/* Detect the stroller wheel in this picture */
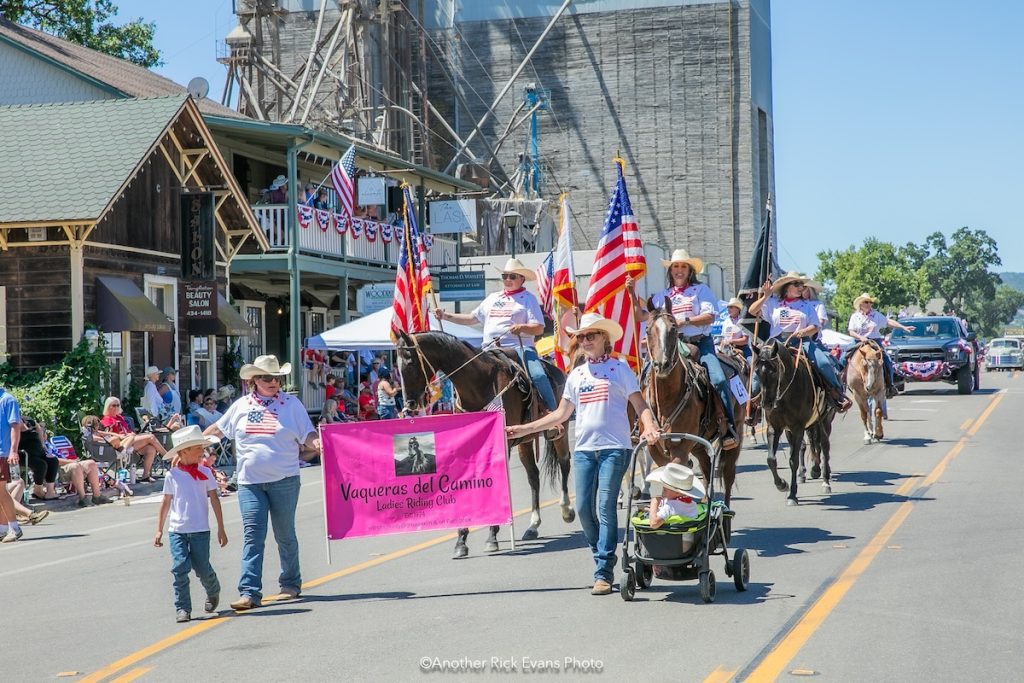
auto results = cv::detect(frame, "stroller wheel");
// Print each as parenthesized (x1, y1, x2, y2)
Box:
(620, 571, 636, 602)
(699, 570, 716, 604)
(634, 561, 653, 589)
(733, 548, 750, 592)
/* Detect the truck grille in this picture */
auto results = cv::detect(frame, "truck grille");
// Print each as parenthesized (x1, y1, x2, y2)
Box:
(894, 348, 945, 363)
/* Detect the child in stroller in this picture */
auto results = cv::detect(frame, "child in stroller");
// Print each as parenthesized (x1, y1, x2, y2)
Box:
(645, 463, 706, 529)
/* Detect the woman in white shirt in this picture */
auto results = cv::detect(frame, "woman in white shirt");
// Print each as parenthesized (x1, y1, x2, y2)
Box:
(847, 293, 912, 396)
(506, 313, 660, 596)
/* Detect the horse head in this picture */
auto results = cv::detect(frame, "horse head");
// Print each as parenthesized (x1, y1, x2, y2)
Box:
(394, 331, 429, 411)
(754, 338, 785, 409)
(646, 297, 680, 377)
(853, 342, 884, 391)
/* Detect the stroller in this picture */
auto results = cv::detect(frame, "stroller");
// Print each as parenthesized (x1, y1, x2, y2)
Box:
(620, 433, 750, 603)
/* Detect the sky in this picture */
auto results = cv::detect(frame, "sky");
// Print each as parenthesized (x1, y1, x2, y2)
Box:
(119, 0, 1024, 273)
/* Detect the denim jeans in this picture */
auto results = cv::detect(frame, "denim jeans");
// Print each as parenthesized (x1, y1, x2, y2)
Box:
(779, 337, 844, 393)
(169, 531, 220, 613)
(238, 475, 301, 601)
(377, 404, 398, 419)
(696, 335, 735, 425)
(517, 346, 557, 411)
(573, 448, 630, 582)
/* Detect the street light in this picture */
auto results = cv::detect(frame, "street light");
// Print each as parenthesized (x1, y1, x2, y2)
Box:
(502, 209, 521, 258)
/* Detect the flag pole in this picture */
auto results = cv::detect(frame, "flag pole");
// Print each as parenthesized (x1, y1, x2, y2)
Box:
(614, 157, 642, 378)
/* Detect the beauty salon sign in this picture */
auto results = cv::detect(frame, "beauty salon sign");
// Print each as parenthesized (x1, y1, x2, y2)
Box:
(321, 412, 512, 540)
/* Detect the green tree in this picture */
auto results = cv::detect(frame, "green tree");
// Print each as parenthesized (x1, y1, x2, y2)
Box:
(918, 227, 1001, 313)
(963, 284, 1024, 338)
(0, 0, 161, 67)
(816, 238, 924, 320)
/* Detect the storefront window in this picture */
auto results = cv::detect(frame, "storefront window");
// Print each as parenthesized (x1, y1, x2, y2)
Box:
(244, 305, 264, 362)
(192, 336, 213, 390)
(104, 332, 124, 398)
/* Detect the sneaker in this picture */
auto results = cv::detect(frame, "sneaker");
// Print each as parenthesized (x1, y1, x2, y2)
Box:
(230, 595, 262, 611)
(176, 610, 191, 623)
(93, 495, 114, 505)
(1, 529, 17, 543)
(77, 496, 95, 508)
(12, 526, 23, 540)
(278, 586, 301, 600)
(590, 579, 612, 596)
(27, 510, 50, 525)
(204, 594, 219, 613)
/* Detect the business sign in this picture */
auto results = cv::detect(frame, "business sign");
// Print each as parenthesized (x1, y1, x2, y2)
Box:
(183, 282, 217, 321)
(180, 192, 215, 281)
(438, 270, 486, 301)
(357, 283, 396, 315)
(321, 411, 512, 540)
(429, 198, 477, 234)
(358, 176, 387, 206)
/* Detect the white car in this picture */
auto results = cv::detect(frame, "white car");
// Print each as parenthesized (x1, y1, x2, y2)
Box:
(985, 337, 1024, 371)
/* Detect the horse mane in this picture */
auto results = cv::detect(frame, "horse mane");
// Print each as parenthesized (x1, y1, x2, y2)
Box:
(412, 331, 479, 357)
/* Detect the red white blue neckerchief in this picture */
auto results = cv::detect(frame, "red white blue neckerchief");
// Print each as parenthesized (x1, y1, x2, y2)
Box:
(250, 392, 281, 409)
(671, 286, 691, 296)
(781, 297, 800, 305)
(588, 354, 611, 365)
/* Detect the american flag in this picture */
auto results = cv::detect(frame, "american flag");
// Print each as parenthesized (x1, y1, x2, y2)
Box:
(579, 378, 610, 404)
(583, 161, 643, 371)
(778, 306, 801, 331)
(390, 185, 432, 338)
(535, 250, 555, 319)
(331, 145, 356, 217)
(245, 408, 279, 435)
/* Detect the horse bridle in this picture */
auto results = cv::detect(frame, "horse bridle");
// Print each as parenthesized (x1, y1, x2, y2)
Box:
(758, 341, 813, 410)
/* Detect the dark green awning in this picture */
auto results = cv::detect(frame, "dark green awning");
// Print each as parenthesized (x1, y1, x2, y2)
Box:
(96, 276, 172, 333)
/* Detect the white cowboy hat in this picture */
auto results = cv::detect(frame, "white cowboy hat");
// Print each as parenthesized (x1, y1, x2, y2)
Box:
(661, 248, 704, 273)
(144, 365, 160, 378)
(493, 257, 535, 281)
(800, 276, 823, 293)
(162, 425, 220, 460)
(646, 463, 706, 499)
(269, 174, 287, 190)
(564, 312, 623, 343)
(853, 293, 877, 309)
(239, 354, 292, 380)
(213, 385, 235, 401)
(725, 297, 744, 310)
(771, 271, 806, 295)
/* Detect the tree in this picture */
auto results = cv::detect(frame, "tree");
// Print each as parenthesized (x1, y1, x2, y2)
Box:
(816, 238, 924, 320)
(962, 284, 1024, 338)
(0, 0, 161, 67)
(918, 227, 1002, 314)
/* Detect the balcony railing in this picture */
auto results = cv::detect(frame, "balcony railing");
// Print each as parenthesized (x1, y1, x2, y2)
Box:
(253, 205, 456, 268)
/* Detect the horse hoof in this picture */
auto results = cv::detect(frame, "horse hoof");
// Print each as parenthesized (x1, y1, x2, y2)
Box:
(799, 475, 806, 484)
(775, 480, 788, 493)
(786, 498, 798, 507)
(561, 508, 576, 524)
(484, 541, 500, 553)
(453, 544, 468, 559)
(521, 528, 539, 541)
(811, 466, 821, 480)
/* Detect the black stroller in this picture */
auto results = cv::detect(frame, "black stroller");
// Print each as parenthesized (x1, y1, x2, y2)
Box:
(620, 432, 749, 603)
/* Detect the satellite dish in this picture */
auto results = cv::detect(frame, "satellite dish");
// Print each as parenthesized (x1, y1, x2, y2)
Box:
(186, 77, 210, 100)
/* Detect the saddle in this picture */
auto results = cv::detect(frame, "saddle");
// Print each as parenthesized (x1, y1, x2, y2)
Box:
(490, 348, 563, 426)
(675, 340, 747, 381)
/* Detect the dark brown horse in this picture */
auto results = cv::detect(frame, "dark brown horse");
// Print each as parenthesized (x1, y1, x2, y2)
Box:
(753, 338, 835, 504)
(644, 303, 746, 506)
(395, 331, 575, 558)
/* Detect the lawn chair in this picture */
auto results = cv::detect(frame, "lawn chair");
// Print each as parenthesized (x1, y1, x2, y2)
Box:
(78, 422, 136, 487)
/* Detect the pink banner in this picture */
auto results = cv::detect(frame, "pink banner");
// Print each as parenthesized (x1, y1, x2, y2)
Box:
(321, 411, 512, 540)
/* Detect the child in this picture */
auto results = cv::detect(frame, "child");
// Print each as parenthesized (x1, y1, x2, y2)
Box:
(645, 463, 706, 530)
(154, 426, 228, 623)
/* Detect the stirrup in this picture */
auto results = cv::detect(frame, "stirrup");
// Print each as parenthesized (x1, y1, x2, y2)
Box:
(721, 425, 739, 451)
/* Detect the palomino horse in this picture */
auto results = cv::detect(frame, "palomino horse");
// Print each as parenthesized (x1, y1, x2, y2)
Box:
(395, 331, 575, 558)
(846, 342, 886, 444)
(644, 301, 746, 506)
(753, 338, 835, 504)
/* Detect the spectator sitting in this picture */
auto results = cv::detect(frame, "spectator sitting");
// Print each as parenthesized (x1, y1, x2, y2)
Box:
(20, 418, 60, 501)
(357, 382, 376, 420)
(336, 384, 358, 416)
(100, 397, 167, 482)
(314, 188, 331, 211)
(186, 390, 204, 426)
(213, 385, 235, 413)
(194, 397, 223, 429)
(45, 426, 113, 507)
(320, 398, 347, 425)
(5, 478, 50, 524)
(156, 381, 183, 428)
(324, 374, 338, 402)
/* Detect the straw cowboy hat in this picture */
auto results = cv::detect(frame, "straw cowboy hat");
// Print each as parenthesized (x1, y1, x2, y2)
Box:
(269, 174, 287, 190)
(800, 276, 823, 293)
(564, 312, 623, 343)
(853, 293, 877, 309)
(661, 248, 704, 273)
(771, 271, 806, 295)
(162, 425, 220, 460)
(645, 463, 707, 499)
(725, 297, 744, 311)
(493, 257, 535, 281)
(213, 385, 235, 401)
(239, 354, 292, 380)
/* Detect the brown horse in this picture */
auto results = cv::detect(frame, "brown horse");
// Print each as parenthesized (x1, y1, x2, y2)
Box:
(846, 342, 886, 444)
(643, 303, 746, 506)
(395, 331, 575, 558)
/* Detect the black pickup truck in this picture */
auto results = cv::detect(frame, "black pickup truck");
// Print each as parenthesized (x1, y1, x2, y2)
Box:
(885, 316, 980, 394)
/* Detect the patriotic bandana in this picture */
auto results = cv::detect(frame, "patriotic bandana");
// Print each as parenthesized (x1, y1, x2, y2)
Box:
(502, 287, 526, 296)
(587, 354, 611, 365)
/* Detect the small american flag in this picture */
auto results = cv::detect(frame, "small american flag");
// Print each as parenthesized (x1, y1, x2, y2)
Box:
(536, 250, 555, 319)
(245, 408, 279, 435)
(778, 306, 801, 330)
(331, 145, 356, 218)
(579, 379, 610, 404)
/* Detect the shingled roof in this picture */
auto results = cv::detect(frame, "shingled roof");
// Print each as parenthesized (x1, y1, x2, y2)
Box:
(0, 17, 243, 119)
(0, 96, 188, 223)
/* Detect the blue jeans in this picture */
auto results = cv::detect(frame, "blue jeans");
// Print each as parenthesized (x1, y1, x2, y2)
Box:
(780, 337, 844, 393)
(696, 335, 735, 426)
(238, 475, 301, 601)
(574, 448, 630, 582)
(169, 531, 220, 613)
(518, 346, 557, 411)
(377, 404, 398, 419)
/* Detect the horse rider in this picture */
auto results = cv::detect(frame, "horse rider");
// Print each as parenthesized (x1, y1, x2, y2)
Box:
(628, 248, 739, 450)
(719, 297, 753, 361)
(802, 276, 845, 374)
(846, 293, 913, 398)
(434, 257, 557, 412)
(748, 271, 852, 412)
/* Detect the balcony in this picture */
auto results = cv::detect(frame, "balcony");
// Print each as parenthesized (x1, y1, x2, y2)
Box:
(253, 205, 456, 268)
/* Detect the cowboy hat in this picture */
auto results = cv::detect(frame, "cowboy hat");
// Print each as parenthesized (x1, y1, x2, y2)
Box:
(564, 312, 623, 343)
(239, 354, 292, 380)
(853, 293, 877, 309)
(162, 425, 220, 460)
(144, 365, 160, 378)
(771, 271, 806, 295)
(213, 385, 235, 401)
(800, 276, 823, 293)
(269, 174, 287, 190)
(661, 248, 704, 273)
(725, 297, 744, 310)
(493, 257, 535, 281)
(645, 463, 706, 499)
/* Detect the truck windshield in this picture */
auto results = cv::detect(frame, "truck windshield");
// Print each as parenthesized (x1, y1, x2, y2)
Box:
(891, 320, 958, 339)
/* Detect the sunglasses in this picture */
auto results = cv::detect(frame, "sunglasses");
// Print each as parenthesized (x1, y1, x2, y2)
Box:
(500, 273, 522, 280)
(253, 375, 282, 383)
(577, 332, 603, 341)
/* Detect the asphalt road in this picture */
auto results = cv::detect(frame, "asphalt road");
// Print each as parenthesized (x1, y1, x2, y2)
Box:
(3, 371, 1021, 682)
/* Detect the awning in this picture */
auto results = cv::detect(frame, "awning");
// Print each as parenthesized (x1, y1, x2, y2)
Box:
(190, 293, 254, 336)
(96, 276, 172, 333)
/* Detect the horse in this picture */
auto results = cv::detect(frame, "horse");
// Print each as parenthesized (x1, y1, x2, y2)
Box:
(395, 331, 575, 558)
(643, 301, 746, 507)
(846, 342, 886, 444)
(753, 337, 834, 505)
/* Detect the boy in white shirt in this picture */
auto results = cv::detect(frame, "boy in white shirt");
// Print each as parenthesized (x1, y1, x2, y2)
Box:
(154, 426, 228, 623)
(645, 463, 707, 529)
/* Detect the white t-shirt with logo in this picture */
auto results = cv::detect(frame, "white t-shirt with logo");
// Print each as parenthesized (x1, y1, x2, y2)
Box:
(759, 297, 821, 339)
(162, 466, 218, 533)
(848, 310, 888, 340)
(650, 284, 718, 336)
(472, 289, 544, 348)
(720, 315, 751, 345)
(216, 392, 315, 485)
(563, 357, 641, 451)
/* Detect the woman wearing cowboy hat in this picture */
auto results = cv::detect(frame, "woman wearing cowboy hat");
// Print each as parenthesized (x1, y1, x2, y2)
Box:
(801, 277, 829, 332)
(203, 355, 320, 611)
(507, 313, 660, 596)
(628, 248, 739, 449)
(719, 297, 753, 360)
(847, 293, 913, 397)
(434, 257, 557, 411)
(749, 273, 851, 412)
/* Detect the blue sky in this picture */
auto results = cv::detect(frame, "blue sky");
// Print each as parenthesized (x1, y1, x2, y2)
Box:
(120, 0, 1024, 273)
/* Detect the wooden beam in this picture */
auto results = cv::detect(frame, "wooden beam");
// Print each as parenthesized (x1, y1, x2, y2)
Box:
(182, 149, 210, 185)
(159, 142, 185, 183)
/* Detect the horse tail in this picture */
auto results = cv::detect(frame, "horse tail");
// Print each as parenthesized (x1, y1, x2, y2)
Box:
(541, 436, 562, 490)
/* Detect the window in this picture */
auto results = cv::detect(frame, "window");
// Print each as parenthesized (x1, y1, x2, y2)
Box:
(243, 304, 265, 362)
(192, 336, 214, 390)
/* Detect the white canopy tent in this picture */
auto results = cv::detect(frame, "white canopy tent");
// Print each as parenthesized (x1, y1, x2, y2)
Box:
(821, 328, 856, 350)
(305, 307, 484, 350)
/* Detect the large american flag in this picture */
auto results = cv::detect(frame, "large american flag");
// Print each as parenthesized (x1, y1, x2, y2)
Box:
(331, 145, 356, 217)
(535, 250, 555, 319)
(390, 185, 432, 338)
(583, 161, 643, 371)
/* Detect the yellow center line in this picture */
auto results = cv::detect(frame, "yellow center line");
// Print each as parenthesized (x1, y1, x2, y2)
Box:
(743, 389, 1004, 682)
(81, 497, 568, 683)
(702, 665, 737, 683)
(959, 419, 972, 431)
(109, 667, 153, 683)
